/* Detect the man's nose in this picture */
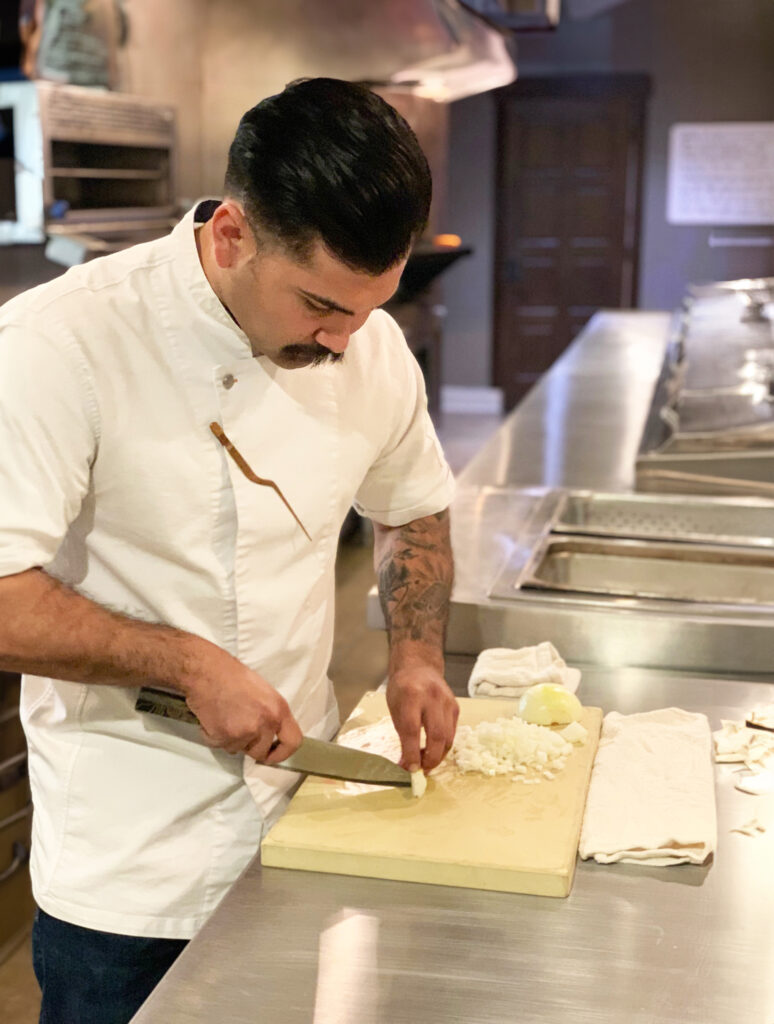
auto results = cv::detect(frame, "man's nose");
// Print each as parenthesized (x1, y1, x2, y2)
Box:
(313, 327, 351, 354)
(314, 313, 369, 354)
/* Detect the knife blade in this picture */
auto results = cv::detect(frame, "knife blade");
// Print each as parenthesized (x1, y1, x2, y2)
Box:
(270, 735, 411, 787)
(135, 686, 411, 787)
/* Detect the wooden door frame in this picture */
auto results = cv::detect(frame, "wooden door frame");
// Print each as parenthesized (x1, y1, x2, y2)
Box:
(492, 73, 651, 400)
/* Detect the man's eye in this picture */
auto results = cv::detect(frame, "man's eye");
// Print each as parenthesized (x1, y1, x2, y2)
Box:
(303, 298, 332, 315)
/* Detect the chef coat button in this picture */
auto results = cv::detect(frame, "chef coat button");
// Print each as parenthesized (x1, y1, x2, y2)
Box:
(222, 373, 236, 389)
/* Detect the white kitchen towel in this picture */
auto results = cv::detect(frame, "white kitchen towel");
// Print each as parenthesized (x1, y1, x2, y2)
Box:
(579, 707, 717, 866)
(467, 642, 581, 699)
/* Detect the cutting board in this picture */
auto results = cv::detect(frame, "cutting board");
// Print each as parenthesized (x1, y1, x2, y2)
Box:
(261, 692, 602, 897)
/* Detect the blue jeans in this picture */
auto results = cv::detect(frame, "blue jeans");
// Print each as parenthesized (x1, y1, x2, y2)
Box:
(32, 908, 188, 1024)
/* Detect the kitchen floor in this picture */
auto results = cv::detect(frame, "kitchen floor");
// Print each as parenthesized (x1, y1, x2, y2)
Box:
(0, 410, 503, 1024)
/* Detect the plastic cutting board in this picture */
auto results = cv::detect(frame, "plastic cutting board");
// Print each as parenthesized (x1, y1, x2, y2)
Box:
(261, 692, 603, 897)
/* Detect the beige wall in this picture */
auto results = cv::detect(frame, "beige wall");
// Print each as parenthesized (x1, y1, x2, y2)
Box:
(119, 0, 206, 201)
(198, 0, 293, 195)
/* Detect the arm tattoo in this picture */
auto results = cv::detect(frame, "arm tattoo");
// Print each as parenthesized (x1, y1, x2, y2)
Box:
(376, 510, 453, 648)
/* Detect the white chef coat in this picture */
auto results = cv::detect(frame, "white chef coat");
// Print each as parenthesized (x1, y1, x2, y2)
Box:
(0, 202, 454, 938)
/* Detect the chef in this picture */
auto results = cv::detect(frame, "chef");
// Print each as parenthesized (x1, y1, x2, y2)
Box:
(0, 78, 458, 1024)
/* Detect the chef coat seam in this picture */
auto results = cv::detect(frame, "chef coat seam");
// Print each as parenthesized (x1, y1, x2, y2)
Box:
(152, 272, 241, 655)
(197, 795, 251, 921)
(211, 432, 240, 655)
(231, 481, 260, 666)
(313, 366, 342, 572)
(19, 675, 54, 718)
(199, 799, 224, 917)
(34, 684, 90, 897)
(58, 331, 101, 449)
(208, 370, 237, 654)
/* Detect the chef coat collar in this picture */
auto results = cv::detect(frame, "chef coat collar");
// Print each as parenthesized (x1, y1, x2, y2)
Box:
(169, 200, 255, 362)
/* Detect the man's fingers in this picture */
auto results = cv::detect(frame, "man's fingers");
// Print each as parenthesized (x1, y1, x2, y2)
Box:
(243, 731, 281, 763)
(200, 728, 247, 755)
(421, 696, 459, 771)
(421, 735, 445, 771)
(447, 699, 460, 750)
(421, 717, 451, 771)
(262, 716, 303, 764)
(392, 702, 423, 771)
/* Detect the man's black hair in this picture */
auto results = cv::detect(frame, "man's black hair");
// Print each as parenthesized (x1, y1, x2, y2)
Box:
(223, 78, 432, 275)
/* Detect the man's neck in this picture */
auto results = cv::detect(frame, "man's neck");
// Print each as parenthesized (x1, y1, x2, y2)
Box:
(194, 219, 241, 329)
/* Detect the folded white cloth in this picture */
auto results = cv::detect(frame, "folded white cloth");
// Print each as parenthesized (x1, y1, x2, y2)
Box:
(467, 642, 581, 699)
(579, 707, 716, 866)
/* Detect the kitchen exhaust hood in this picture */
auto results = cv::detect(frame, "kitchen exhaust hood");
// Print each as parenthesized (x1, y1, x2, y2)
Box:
(203, 0, 516, 104)
(383, 0, 517, 101)
(458, 0, 560, 31)
(458, 0, 634, 29)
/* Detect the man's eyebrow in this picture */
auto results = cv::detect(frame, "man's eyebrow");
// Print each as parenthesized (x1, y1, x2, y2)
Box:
(298, 289, 355, 316)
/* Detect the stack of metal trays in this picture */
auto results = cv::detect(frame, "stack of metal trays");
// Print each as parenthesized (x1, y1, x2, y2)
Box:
(554, 490, 774, 546)
(490, 490, 774, 606)
(636, 285, 774, 493)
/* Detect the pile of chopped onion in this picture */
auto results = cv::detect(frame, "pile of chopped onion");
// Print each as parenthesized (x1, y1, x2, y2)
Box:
(451, 716, 585, 783)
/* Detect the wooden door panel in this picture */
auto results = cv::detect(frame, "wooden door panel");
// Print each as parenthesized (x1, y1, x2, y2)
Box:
(494, 75, 649, 410)
(567, 260, 616, 306)
(518, 192, 563, 236)
(575, 120, 616, 166)
(570, 190, 613, 233)
(524, 125, 564, 166)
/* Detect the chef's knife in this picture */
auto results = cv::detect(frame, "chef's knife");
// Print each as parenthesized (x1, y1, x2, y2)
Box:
(135, 686, 411, 787)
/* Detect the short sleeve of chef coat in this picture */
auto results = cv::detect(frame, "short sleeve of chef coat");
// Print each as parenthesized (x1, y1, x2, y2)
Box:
(0, 323, 98, 575)
(352, 314, 454, 527)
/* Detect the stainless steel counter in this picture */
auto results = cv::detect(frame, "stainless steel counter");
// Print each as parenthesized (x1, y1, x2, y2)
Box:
(455, 310, 671, 491)
(133, 664, 774, 1024)
(132, 311, 774, 1022)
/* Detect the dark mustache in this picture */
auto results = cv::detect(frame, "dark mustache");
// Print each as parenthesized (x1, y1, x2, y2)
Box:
(281, 343, 344, 366)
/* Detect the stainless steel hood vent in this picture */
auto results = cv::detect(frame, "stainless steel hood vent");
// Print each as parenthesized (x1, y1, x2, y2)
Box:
(386, 2, 517, 101)
(206, 1, 516, 103)
(459, 0, 635, 28)
(458, 0, 560, 31)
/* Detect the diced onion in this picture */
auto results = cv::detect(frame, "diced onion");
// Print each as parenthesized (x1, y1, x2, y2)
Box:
(451, 716, 574, 781)
(410, 770, 427, 798)
(559, 721, 588, 744)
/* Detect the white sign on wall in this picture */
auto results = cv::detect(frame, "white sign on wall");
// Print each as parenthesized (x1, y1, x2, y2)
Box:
(666, 122, 774, 226)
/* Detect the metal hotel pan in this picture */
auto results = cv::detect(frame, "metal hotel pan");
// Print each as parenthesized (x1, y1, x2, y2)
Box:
(522, 536, 774, 605)
(555, 491, 774, 548)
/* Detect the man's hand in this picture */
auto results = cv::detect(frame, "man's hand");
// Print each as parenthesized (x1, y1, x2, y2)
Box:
(386, 664, 459, 772)
(181, 653, 303, 764)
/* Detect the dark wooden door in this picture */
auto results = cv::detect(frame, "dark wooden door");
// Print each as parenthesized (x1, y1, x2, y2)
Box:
(494, 75, 650, 408)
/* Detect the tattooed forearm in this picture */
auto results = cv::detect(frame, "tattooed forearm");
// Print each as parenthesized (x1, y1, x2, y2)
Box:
(374, 510, 454, 655)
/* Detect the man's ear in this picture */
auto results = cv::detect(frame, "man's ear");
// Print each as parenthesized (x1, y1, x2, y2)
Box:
(210, 201, 252, 270)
